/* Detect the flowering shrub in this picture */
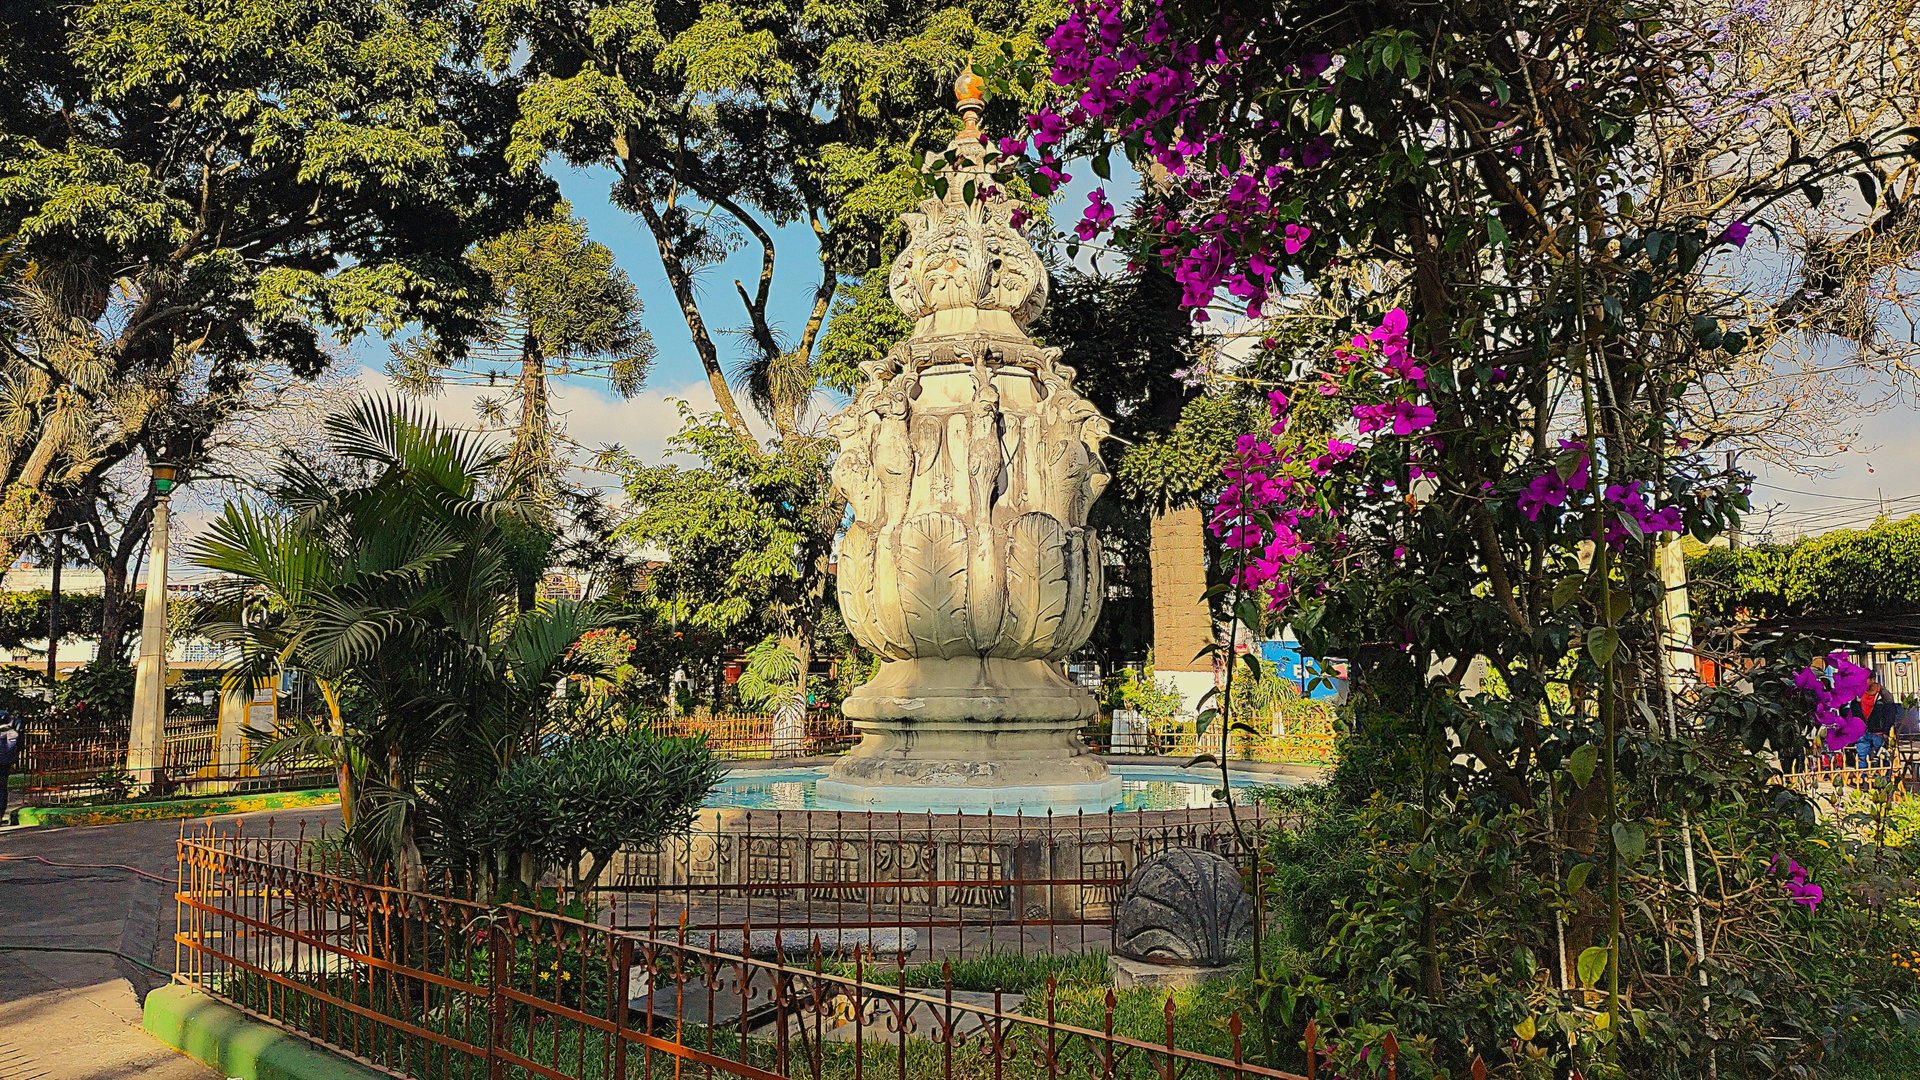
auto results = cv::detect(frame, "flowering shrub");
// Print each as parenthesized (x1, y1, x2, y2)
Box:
(973, 0, 1920, 1071)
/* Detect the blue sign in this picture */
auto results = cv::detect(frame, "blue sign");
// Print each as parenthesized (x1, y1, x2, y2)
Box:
(1258, 640, 1345, 700)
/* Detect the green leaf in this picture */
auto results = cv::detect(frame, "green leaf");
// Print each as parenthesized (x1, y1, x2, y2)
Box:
(1586, 626, 1620, 667)
(1551, 574, 1584, 610)
(1567, 744, 1599, 788)
(1856, 171, 1880, 208)
(1239, 651, 1265, 679)
(1092, 153, 1111, 181)
(1576, 946, 1610, 989)
(1566, 861, 1594, 894)
(1487, 215, 1508, 247)
(1234, 597, 1265, 636)
(1611, 821, 1647, 861)
(962, 179, 976, 204)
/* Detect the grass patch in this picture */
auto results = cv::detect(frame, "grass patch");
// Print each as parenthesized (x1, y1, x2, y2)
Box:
(816, 949, 1110, 995)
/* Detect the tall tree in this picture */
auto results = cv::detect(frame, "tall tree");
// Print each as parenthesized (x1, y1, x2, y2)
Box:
(392, 204, 654, 505)
(0, 0, 547, 581)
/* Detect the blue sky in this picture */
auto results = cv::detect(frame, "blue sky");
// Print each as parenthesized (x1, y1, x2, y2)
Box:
(337, 150, 1913, 537)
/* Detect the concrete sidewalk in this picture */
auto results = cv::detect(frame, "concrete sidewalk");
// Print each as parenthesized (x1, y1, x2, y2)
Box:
(0, 808, 339, 1080)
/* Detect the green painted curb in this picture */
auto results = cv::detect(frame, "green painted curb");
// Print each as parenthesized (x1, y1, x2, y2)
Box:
(143, 983, 389, 1080)
(13, 787, 338, 828)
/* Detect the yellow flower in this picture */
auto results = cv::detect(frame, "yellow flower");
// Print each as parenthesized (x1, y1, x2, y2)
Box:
(539, 970, 552, 981)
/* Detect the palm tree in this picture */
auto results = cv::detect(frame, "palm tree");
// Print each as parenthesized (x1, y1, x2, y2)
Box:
(190, 398, 613, 887)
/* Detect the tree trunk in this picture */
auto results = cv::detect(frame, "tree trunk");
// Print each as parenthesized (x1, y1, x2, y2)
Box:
(631, 197, 761, 450)
(510, 333, 552, 503)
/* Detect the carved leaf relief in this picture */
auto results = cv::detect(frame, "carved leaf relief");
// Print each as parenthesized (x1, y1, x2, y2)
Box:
(896, 513, 972, 659)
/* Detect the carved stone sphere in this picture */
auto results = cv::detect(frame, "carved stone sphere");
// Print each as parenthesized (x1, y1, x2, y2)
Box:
(1113, 849, 1254, 967)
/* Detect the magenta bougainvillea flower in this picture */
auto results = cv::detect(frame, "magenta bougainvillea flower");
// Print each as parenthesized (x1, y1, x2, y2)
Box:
(1769, 855, 1823, 912)
(1796, 652, 1873, 750)
(1076, 188, 1117, 240)
(1723, 221, 1753, 247)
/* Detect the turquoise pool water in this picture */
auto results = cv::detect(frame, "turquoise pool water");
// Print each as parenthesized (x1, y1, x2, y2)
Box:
(704, 764, 1287, 814)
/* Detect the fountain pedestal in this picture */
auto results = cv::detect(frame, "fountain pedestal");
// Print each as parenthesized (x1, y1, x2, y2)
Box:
(816, 658, 1120, 812)
(819, 74, 1117, 813)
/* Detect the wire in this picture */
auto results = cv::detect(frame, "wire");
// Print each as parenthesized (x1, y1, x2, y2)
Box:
(0, 942, 171, 978)
(0, 854, 172, 883)
(1751, 481, 1918, 504)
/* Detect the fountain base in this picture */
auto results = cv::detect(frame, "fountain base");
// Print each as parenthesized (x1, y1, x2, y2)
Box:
(820, 656, 1117, 813)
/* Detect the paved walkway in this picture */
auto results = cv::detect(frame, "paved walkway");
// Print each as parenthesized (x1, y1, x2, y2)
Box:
(0, 808, 339, 1080)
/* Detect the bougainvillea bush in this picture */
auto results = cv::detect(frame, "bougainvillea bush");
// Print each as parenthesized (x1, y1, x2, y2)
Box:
(978, 0, 1920, 1074)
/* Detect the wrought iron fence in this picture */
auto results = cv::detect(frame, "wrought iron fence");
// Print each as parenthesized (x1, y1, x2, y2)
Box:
(1086, 716, 1338, 768)
(644, 712, 861, 760)
(175, 826, 1415, 1080)
(19, 708, 331, 807)
(598, 806, 1269, 963)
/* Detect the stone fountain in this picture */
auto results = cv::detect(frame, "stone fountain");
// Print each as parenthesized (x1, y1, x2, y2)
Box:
(816, 73, 1119, 813)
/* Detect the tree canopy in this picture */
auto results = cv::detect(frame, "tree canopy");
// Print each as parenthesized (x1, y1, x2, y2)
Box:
(1690, 516, 1920, 624)
(0, 0, 548, 578)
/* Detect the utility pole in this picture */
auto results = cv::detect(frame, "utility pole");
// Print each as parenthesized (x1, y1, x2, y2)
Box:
(126, 463, 180, 791)
(1725, 450, 1741, 550)
(45, 527, 62, 684)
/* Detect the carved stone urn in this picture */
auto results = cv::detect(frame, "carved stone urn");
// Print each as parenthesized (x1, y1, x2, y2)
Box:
(816, 75, 1119, 812)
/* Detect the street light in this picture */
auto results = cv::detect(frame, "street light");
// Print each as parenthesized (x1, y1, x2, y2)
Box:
(126, 460, 180, 791)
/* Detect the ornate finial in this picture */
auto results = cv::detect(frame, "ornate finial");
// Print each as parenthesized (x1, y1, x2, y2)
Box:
(954, 61, 985, 137)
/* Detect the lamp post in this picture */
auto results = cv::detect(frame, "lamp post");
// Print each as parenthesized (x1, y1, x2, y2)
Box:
(126, 461, 179, 789)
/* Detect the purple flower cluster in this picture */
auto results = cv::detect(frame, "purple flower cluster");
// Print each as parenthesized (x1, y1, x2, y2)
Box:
(1516, 448, 1591, 522)
(1015, 0, 1334, 321)
(1769, 855, 1824, 912)
(1601, 481, 1685, 546)
(1210, 311, 1436, 609)
(1794, 651, 1872, 750)
(1075, 188, 1116, 240)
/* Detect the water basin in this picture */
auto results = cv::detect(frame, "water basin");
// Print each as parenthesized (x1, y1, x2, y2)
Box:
(705, 763, 1294, 815)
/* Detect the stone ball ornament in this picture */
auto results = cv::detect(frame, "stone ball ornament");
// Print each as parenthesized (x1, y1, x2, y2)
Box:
(1113, 848, 1256, 967)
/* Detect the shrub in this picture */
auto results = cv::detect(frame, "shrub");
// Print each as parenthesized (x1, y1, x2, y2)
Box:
(470, 730, 722, 906)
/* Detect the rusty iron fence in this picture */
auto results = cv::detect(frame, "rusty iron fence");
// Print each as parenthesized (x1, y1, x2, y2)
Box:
(644, 712, 860, 760)
(173, 826, 1451, 1080)
(644, 710, 1340, 769)
(1085, 715, 1338, 768)
(1778, 734, 1920, 796)
(20, 708, 332, 807)
(598, 805, 1269, 963)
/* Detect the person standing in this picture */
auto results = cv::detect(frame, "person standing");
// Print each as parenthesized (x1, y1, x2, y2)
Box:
(1855, 675, 1894, 765)
(0, 711, 22, 822)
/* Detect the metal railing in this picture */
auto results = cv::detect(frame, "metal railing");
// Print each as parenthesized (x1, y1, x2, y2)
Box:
(599, 805, 1268, 963)
(644, 712, 861, 760)
(19, 709, 332, 807)
(174, 827, 1413, 1080)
